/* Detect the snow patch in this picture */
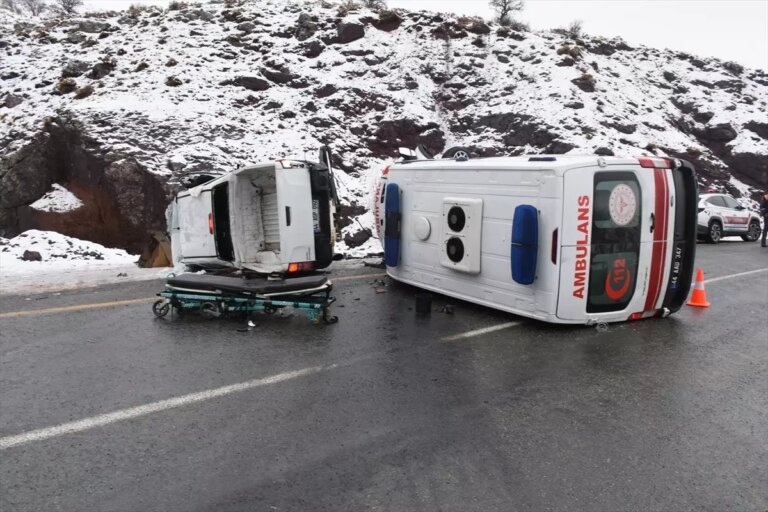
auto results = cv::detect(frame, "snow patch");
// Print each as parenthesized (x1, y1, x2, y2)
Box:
(29, 184, 84, 213)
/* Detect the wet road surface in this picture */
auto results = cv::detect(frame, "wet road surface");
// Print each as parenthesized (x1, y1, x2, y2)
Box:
(1, 243, 767, 511)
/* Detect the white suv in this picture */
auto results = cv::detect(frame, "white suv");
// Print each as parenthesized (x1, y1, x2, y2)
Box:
(697, 193, 762, 243)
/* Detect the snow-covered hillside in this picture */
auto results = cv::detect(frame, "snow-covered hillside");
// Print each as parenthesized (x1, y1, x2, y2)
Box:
(1, 0, 767, 256)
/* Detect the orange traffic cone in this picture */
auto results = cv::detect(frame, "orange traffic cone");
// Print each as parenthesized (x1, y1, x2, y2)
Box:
(687, 268, 710, 308)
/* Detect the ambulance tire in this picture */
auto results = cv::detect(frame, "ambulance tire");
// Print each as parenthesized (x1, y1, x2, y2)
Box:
(706, 220, 722, 244)
(442, 146, 471, 160)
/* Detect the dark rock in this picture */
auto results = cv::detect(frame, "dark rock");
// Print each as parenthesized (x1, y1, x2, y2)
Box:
(744, 121, 768, 140)
(165, 76, 183, 87)
(78, 20, 111, 33)
(1, 71, 20, 80)
(548, 141, 575, 154)
(261, 66, 294, 84)
(237, 21, 256, 33)
(564, 101, 584, 109)
(338, 22, 365, 44)
(594, 147, 615, 156)
(698, 123, 737, 143)
(221, 9, 245, 23)
(54, 78, 77, 94)
(670, 97, 695, 114)
(73, 85, 94, 99)
(66, 32, 87, 44)
(605, 122, 636, 134)
(497, 54, 509, 63)
(344, 228, 372, 248)
(295, 13, 317, 41)
(465, 20, 491, 35)
(303, 101, 317, 112)
(21, 250, 42, 261)
(690, 58, 706, 69)
(302, 40, 324, 58)
(372, 10, 402, 32)
(584, 37, 632, 56)
(89, 59, 116, 79)
(663, 70, 677, 82)
(405, 80, 418, 90)
(134, 61, 149, 72)
(368, 119, 445, 158)
(556, 57, 575, 67)
(3, 94, 23, 108)
(722, 152, 768, 188)
(225, 34, 243, 47)
(314, 84, 337, 98)
(571, 73, 595, 92)
(692, 111, 714, 124)
(62, 60, 91, 78)
(221, 76, 270, 91)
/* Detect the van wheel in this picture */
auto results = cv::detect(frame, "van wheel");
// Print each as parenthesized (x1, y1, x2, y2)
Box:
(442, 146, 471, 160)
(742, 220, 761, 242)
(706, 221, 722, 244)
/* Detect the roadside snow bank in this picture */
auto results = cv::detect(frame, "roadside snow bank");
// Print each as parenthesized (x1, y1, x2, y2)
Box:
(0, 230, 137, 269)
(0, 230, 171, 295)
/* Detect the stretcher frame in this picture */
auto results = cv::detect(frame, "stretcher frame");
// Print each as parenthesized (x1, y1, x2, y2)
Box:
(152, 279, 338, 324)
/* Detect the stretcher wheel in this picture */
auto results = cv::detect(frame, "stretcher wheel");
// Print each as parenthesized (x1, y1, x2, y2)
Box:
(322, 309, 338, 324)
(152, 299, 171, 318)
(200, 301, 222, 318)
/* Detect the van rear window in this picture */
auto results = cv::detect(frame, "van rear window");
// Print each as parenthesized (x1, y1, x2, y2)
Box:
(587, 173, 642, 313)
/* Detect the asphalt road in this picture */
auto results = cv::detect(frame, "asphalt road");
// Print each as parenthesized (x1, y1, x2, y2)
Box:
(1, 243, 767, 512)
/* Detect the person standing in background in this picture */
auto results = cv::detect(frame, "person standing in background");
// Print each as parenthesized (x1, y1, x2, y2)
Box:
(761, 192, 768, 247)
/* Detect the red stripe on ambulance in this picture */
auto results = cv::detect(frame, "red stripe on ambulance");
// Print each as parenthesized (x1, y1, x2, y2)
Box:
(644, 168, 668, 311)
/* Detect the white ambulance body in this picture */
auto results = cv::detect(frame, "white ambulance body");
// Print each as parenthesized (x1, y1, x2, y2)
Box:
(168, 156, 337, 275)
(375, 154, 698, 324)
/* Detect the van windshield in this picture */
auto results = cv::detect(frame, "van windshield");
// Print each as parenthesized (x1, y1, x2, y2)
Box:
(587, 172, 642, 313)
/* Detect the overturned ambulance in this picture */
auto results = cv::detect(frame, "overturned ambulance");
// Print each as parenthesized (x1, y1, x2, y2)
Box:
(374, 151, 699, 324)
(168, 149, 338, 275)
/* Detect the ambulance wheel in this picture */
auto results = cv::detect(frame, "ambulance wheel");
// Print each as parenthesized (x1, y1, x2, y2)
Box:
(706, 220, 722, 244)
(742, 220, 761, 242)
(152, 299, 170, 318)
(442, 146, 471, 160)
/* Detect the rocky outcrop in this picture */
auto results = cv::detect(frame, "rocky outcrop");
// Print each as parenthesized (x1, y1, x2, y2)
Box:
(0, 116, 169, 253)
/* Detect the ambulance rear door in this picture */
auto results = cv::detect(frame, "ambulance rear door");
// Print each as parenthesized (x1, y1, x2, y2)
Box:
(557, 164, 659, 322)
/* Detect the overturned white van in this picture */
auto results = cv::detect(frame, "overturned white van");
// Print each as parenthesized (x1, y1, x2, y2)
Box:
(374, 152, 699, 324)
(168, 150, 338, 275)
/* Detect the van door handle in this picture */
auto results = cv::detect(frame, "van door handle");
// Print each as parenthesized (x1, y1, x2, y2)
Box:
(649, 213, 655, 233)
(285, 207, 291, 226)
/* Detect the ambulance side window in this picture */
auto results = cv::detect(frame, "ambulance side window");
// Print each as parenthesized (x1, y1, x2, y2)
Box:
(587, 173, 642, 313)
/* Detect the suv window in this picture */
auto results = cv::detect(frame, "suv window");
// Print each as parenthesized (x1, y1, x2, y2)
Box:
(707, 196, 726, 207)
(722, 196, 740, 209)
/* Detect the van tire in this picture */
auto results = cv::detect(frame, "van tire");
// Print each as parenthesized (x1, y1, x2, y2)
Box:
(442, 146, 471, 160)
(742, 220, 761, 242)
(706, 220, 722, 244)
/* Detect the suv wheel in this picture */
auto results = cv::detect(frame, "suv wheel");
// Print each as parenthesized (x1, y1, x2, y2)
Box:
(742, 220, 761, 242)
(706, 221, 722, 244)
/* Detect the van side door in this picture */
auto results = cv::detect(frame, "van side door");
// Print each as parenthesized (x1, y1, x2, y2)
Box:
(176, 190, 218, 259)
(275, 162, 316, 264)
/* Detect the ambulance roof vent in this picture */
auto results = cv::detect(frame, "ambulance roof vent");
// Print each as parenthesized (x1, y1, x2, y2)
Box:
(528, 156, 557, 162)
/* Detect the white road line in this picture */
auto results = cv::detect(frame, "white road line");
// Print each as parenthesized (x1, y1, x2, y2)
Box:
(442, 321, 523, 342)
(0, 364, 335, 451)
(704, 267, 768, 285)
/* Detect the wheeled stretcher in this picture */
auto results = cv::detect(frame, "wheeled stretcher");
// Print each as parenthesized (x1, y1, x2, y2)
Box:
(152, 273, 338, 324)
